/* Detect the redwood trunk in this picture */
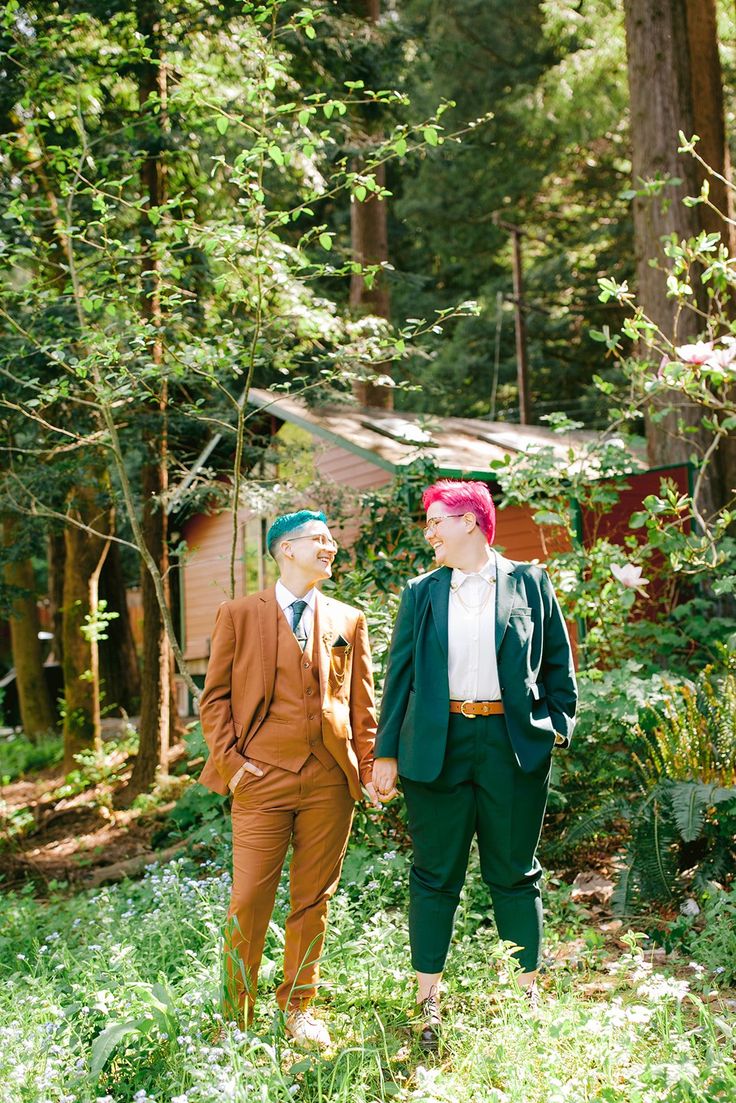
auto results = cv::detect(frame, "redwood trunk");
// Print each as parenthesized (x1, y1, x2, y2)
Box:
(349, 0, 393, 410)
(124, 0, 176, 799)
(61, 482, 110, 769)
(47, 528, 65, 668)
(98, 540, 141, 717)
(624, 0, 734, 518)
(2, 516, 55, 739)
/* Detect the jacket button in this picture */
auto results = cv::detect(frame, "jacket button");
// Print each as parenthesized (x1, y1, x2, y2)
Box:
(303, 661, 310, 669)
(308, 714, 316, 721)
(306, 687, 313, 695)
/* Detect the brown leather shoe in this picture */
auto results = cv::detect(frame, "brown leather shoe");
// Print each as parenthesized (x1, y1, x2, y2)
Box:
(418, 993, 441, 1052)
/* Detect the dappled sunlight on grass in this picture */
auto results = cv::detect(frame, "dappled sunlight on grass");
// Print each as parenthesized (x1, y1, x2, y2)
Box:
(1, 852, 734, 1102)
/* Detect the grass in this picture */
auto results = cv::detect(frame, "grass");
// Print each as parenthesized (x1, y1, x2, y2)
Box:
(0, 836, 734, 1103)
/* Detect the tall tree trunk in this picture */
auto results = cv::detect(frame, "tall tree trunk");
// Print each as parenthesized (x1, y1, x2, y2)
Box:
(47, 527, 65, 668)
(624, 0, 735, 518)
(124, 0, 177, 800)
(98, 540, 141, 717)
(1, 515, 55, 739)
(685, 0, 735, 248)
(61, 480, 111, 769)
(350, 0, 393, 410)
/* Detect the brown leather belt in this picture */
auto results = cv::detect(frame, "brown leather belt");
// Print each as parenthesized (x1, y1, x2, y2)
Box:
(449, 699, 504, 718)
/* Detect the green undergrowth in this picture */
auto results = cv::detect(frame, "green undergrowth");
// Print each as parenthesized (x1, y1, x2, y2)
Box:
(0, 730, 63, 783)
(1, 844, 734, 1103)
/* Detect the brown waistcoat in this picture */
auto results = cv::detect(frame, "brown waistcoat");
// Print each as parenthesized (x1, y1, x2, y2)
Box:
(243, 610, 338, 773)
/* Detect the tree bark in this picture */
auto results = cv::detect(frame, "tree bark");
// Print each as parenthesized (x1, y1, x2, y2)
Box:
(47, 528, 65, 669)
(1, 515, 55, 739)
(61, 479, 111, 769)
(685, 0, 735, 248)
(123, 0, 177, 800)
(349, 0, 393, 410)
(98, 540, 141, 717)
(623, 0, 735, 518)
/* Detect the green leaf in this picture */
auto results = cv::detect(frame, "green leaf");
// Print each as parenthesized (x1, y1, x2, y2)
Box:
(668, 782, 712, 843)
(318, 233, 332, 250)
(423, 126, 438, 146)
(91, 1020, 145, 1078)
(354, 185, 367, 202)
(216, 116, 228, 135)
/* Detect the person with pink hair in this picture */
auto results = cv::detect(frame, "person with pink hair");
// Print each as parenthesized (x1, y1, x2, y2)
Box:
(373, 479, 577, 1050)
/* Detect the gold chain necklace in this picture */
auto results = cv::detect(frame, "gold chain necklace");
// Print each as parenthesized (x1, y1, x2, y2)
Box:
(451, 578, 495, 615)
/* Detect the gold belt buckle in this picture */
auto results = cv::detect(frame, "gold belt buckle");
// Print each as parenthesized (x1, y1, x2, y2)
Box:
(460, 700, 476, 719)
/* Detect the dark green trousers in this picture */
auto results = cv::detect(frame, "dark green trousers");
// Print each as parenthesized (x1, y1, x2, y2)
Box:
(401, 713, 550, 975)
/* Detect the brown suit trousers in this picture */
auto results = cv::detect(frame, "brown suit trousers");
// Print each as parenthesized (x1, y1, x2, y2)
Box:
(199, 588, 376, 1022)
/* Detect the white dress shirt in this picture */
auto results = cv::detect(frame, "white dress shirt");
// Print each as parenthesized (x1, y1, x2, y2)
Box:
(275, 579, 317, 641)
(447, 550, 500, 701)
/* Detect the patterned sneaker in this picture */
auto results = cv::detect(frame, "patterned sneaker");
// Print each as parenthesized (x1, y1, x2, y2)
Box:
(418, 993, 441, 1052)
(285, 1009, 331, 1049)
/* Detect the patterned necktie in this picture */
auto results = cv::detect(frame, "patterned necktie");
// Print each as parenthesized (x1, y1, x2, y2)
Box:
(291, 599, 309, 650)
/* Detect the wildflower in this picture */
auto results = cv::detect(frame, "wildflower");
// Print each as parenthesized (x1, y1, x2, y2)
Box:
(637, 974, 690, 1002)
(662, 1061, 699, 1085)
(687, 961, 705, 976)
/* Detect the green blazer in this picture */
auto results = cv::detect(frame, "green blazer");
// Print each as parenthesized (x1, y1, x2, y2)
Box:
(375, 554, 577, 781)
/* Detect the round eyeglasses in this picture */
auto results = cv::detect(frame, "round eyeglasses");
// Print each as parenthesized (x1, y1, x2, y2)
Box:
(287, 534, 338, 551)
(422, 513, 470, 536)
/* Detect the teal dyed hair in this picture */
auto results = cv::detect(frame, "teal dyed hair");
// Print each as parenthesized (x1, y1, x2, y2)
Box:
(266, 509, 328, 558)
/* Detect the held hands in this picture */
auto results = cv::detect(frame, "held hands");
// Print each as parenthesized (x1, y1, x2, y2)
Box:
(362, 780, 383, 810)
(372, 757, 399, 803)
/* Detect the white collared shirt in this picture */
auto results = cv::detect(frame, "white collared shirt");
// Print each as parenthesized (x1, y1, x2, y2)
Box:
(275, 579, 317, 641)
(447, 550, 500, 701)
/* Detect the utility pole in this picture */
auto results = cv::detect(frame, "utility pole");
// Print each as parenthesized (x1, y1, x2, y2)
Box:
(495, 218, 531, 424)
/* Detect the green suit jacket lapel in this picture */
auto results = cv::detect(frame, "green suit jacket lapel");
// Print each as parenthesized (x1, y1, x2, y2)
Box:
(494, 553, 519, 651)
(428, 567, 451, 662)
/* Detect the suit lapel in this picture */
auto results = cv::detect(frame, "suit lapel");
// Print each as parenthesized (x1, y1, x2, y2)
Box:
(258, 587, 278, 710)
(428, 567, 451, 662)
(314, 593, 333, 703)
(494, 553, 518, 651)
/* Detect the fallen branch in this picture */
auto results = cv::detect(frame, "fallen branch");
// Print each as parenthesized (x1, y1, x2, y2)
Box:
(84, 840, 189, 887)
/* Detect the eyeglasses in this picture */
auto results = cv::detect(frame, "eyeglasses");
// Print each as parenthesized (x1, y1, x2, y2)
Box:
(287, 534, 338, 551)
(422, 513, 470, 536)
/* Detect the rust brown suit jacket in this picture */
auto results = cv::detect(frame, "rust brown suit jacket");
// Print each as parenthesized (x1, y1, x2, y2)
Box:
(198, 587, 377, 801)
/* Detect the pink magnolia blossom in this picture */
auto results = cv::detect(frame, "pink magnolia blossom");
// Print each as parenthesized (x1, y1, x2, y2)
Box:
(611, 562, 649, 591)
(705, 344, 736, 371)
(674, 341, 714, 365)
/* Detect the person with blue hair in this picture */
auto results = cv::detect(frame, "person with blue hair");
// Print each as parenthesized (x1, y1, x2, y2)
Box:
(199, 508, 379, 1048)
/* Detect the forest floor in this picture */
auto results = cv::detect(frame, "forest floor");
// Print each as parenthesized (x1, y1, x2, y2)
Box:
(0, 729, 195, 892)
(1, 736, 735, 1102)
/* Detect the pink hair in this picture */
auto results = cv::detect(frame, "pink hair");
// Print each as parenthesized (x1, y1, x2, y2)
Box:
(422, 479, 496, 544)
